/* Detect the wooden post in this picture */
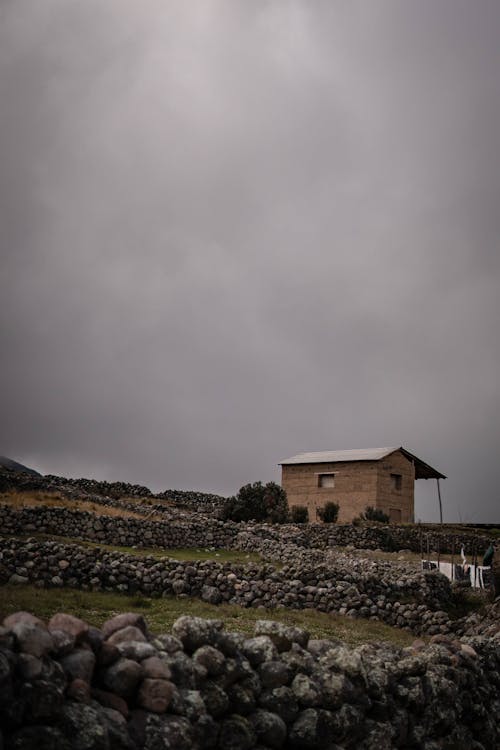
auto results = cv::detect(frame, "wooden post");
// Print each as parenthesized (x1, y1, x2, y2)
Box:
(436, 478, 443, 525)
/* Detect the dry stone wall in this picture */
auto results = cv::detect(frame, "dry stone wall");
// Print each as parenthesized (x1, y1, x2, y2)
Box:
(1, 538, 456, 636)
(0, 505, 492, 559)
(1, 610, 499, 749)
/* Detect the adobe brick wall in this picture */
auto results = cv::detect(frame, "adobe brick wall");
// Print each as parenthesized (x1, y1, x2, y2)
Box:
(282, 450, 415, 523)
(376, 450, 415, 523)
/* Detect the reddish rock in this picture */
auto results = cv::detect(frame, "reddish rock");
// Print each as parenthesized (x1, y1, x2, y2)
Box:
(101, 613, 147, 639)
(137, 678, 174, 713)
(48, 613, 89, 643)
(460, 643, 478, 659)
(106, 625, 147, 646)
(91, 687, 129, 718)
(142, 656, 172, 680)
(97, 641, 120, 667)
(3, 612, 44, 629)
(10, 622, 54, 658)
(410, 639, 426, 651)
(67, 678, 91, 703)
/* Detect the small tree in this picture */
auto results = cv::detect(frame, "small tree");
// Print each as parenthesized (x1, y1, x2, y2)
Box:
(290, 505, 309, 524)
(317, 501, 339, 524)
(221, 481, 289, 524)
(362, 506, 390, 524)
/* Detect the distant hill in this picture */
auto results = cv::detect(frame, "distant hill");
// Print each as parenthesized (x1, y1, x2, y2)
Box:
(0, 456, 41, 476)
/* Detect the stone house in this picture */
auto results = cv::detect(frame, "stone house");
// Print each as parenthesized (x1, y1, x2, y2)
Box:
(279, 447, 445, 523)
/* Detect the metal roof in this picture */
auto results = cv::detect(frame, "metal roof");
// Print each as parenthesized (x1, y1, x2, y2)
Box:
(279, 446, 446, 480)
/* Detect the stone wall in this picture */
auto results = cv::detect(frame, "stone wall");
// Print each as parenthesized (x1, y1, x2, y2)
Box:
(0, 504, 492, 558)
(1, 610, 499, 749)
(1, 538, 457, 636)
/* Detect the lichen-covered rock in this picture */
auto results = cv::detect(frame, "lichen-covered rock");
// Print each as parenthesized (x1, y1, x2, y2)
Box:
(254, 621, 309, 652)
(192, 645, 225, 676)
(59, 703, 109, 749)
(218, 714, 257, 750)
(136, 678, 174, 713)
(172, 616, 223, 652)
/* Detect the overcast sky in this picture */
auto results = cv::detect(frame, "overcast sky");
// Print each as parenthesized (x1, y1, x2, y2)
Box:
(1, 1, 499, 522)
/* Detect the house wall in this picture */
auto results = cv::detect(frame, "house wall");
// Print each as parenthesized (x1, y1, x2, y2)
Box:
(376, 450, 415, 523)
(282, 450, 415, 523)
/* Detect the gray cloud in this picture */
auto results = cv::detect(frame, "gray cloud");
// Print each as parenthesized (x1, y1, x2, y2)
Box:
(1, 1, 499, 521)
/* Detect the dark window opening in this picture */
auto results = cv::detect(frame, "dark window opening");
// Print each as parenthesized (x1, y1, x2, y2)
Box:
(390, 473, 402, 491)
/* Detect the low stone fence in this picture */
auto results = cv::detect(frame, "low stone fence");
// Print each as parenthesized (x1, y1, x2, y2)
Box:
(1, 538, 456, 636)
(0, 504, 492, 560)
(0, 505, 238, 549)
(1, 610, 499, 749)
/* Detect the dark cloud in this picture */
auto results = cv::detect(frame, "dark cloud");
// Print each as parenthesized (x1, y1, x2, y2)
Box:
(1, 1, 499, 521)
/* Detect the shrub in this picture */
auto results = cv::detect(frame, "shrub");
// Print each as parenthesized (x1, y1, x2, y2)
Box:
(221, 481, 289, 524)
(317, 501, 339, 524)
(291, 505, 309, 524)
(363, 506, 390, 524)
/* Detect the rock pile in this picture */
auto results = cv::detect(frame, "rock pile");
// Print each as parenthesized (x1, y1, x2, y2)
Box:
(1, 610, 499, 749)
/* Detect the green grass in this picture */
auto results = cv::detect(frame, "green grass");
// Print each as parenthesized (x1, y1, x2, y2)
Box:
(2, 534, 263, 565)
(0, 584, 416, 648)
(444, 589, 488, 619)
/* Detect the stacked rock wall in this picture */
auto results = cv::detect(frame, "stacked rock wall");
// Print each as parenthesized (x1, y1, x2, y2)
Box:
(1, 538, 456, 636)
(1, 610, 499, 749)
(0, 505, 492, 558)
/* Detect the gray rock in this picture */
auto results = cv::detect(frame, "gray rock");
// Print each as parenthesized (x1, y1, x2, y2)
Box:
(102, 657, 143, 699)
(7, 726, 70, 750)
(249, 709, 287, 749)
(256, 660, 290, 689)
(201, 585, 222, 604)
(218, 714, 257, 750)
(172, 616, 223, 652)
(59, 702, 109, 749)
(192, 645, 225, 676)
(254, 620, 309, 651)
(201, 681, 230, 717)
(60, 648, 96, 683)
(242, 636, 278, 666)
(258, 686, 299, 724)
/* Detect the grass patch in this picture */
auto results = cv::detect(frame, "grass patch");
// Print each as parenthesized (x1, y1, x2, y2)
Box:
(2, 533, 263, 565)
(0, 492, 148, 520)
(444, 589, 487, 620)
(0, 584, 416, 648)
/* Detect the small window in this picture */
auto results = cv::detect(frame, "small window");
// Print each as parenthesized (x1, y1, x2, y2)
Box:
(318, 473, 335, 488)
(390, 474, 402, 491)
